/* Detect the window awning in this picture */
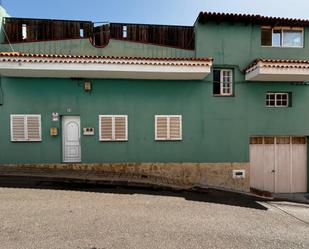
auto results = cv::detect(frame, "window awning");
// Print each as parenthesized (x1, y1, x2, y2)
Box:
(244, 59, 309, 82)
(0, 52, 213, 80)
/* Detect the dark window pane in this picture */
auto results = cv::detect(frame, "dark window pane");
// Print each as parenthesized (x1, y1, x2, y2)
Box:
(213, 70, 221, 95)
(281, 101, 287, 106)
(261, 28, 272, 46)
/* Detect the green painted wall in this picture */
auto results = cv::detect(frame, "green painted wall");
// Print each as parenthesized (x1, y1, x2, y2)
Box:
(0, 19, 309, 190)
(0, 38, 195, 58)
(195, 21, 309, 67)
(195, 21, 309, 192)
(1, 76, 309, 165)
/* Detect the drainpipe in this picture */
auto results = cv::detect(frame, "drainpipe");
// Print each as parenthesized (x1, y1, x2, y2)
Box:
(0, 76, 3, 105)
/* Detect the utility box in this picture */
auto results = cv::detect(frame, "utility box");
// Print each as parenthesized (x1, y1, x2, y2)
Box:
(83, 127, 94, 136)
(232, 170, 246, 179)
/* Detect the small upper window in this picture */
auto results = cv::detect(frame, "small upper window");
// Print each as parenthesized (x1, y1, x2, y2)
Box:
(22, 24, 27, 40)
(261, 27, 303, 48)
(80, 28, 84, 38)
(213, 69, 233, 96)
(266, 92, 290, 107)
(123, 25, 128, 38)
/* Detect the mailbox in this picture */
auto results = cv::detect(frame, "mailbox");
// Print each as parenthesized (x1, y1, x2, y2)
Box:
(83, 127, 94, 136)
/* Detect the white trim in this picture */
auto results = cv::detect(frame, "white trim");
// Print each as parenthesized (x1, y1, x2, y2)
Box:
(266, 92, 289, 108)
(155, 115, 182, 141)
(10, 114, 42, 142)
(0, 56, 212, 80)
(245, 61, 309, 81)
(99, 115, 128, 142)
(220, 69, 233, 96)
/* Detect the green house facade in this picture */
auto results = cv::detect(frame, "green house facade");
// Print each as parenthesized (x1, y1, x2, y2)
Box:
(0, 6, 308, 194)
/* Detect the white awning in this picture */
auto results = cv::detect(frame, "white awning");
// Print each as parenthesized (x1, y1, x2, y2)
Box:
(0, 52, 213, 80)
(245, 59, 309, 82)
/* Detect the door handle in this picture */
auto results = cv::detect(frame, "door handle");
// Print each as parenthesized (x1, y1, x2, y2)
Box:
(271, 170, 275, 173)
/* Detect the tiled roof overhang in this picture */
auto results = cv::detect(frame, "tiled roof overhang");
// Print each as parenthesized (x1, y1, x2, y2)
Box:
(0, 52, 213, 80)
(244, 59, 309, 82)
(198, 12, 309, 26)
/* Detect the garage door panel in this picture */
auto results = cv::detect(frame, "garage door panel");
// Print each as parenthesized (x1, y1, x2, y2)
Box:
(292, 144, 307, 193)
(264, 144, 275, 193)
(250, 136, 307, 194)
(275, 143, 291, 193)
(250, 145, 264, 190)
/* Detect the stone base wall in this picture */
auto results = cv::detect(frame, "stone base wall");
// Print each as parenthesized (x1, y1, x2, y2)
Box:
(0, 162, 250, 192)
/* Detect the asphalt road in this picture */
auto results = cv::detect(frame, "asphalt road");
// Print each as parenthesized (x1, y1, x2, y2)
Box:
(0, 178, 308, 249)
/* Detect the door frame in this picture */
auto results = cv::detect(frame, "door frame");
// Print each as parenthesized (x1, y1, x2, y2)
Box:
(62, 115, 81, 163)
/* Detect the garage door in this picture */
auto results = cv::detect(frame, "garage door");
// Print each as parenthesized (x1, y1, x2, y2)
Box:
(250, 136, 307, 193)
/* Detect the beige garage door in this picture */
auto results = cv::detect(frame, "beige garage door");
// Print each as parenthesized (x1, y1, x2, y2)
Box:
(250, 136, 307, 193)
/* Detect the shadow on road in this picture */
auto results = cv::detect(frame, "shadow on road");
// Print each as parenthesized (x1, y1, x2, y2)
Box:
(0, 176, 268, 210)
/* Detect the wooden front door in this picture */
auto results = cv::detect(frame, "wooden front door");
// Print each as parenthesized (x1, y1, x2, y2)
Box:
(62, 116, 81, 163)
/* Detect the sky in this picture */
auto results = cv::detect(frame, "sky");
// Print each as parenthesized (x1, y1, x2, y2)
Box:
(2, 0, 309, 26)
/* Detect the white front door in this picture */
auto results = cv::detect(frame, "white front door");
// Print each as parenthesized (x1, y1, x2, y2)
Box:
(250, 136, 307, 193)
(62, 116, 81, 163)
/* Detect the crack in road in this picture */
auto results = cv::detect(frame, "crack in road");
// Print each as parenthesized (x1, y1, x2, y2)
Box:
(266, 202, 309, 227)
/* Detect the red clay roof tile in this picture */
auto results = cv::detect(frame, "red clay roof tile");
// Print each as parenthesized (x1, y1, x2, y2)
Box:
(198, 12, 309, 26)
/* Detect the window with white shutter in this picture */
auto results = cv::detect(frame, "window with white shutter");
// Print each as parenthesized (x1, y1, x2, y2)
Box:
(10, 115, 42, 142)
(155, 115, 182, 141)
(99, 115, 128, 141)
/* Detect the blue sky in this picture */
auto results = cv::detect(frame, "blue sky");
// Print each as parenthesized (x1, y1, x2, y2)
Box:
(2, 0, 309, 25)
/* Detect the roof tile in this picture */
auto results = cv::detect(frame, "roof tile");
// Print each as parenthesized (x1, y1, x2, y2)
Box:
(198, 12, 309, 26)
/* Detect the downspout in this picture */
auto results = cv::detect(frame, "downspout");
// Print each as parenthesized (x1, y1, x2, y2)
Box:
(307, 137, 309, 193)
(0, 76, 3, 105)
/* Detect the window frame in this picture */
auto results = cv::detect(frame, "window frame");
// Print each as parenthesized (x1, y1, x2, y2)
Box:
(22, 24, 27, 40)
(80, 28, 84, 38)
(266, 92, 290, 108)
(10, 114, 42, 142)
(123, 25, 128, 39)
(261, 26, 304, 48)
(99, 115, 128, 142)
(213, 69, 234, 96)
(155, 115, 182, 141)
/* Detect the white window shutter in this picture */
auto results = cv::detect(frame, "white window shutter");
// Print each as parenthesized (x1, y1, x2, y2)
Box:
(169, 116, 182, 140)
(11, 115, 26, 141)
(100, 116, 113, 141)
(155, 116, 168, 140)
(11, 115, 41, 142)
(26, 115, 41, 141)
(114, 116, 127, 141)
